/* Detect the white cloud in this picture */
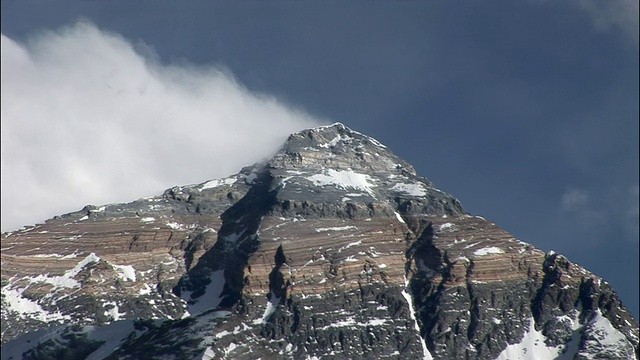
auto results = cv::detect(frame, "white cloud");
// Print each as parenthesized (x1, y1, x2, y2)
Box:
(1, 21, 322, 231)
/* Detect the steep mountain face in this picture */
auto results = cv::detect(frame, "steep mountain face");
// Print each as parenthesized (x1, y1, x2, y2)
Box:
(1, 123, 638, 360)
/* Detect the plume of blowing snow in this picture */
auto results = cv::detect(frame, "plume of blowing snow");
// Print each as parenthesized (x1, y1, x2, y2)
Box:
(1, 22, 322, 231)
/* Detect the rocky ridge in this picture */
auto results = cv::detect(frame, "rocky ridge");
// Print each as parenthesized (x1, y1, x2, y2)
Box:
(1, 123, 638, 359)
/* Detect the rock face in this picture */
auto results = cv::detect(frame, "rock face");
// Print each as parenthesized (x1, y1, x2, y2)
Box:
(1, 123, 638, 360)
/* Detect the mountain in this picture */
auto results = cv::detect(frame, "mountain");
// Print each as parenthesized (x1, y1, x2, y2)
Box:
(1, 123, 638, 360)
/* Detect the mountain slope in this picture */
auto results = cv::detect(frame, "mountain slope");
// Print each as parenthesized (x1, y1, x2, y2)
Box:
(2, 123, 638, 359)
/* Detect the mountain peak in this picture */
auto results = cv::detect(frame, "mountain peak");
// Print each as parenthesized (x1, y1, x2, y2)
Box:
(258, 122, 465, 220)
(271, 122, 416, 175)
(1, 124, 638, 360)
(296, 122, 387, 150)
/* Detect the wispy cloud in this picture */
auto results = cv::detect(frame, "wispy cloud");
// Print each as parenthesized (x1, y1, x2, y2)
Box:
(560, 185, 639, 244)
(561, 188, 590, 212)
(577, 0, 639, 44)
(1, 21, 322, 231)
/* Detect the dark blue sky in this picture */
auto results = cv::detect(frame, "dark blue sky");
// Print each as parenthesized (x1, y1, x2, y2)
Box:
(2, 1, 638, 317)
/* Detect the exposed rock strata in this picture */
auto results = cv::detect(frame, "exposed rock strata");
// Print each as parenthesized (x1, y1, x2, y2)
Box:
(1, 123, 638, 359)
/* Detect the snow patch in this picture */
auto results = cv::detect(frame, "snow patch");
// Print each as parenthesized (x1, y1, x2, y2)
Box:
(223, 342, 237, 357)
(496, 318, 563, 360)
(138, 283, 153, 296)
(307, 169, 376, 196)
(463, 241, 481, 249)
(103, 301, 126, 321)
(313, 315, 393, 329)
(214, 330, 232, 339)
(390, 183, 427, 197)
(255, 293, 280, 324)
(473, 246, 505, 256)
(439, 223, 455, 231)
(27, 253, 101, 289)
(320, 317, 357, 329)
(165, 222, 183, 230)
(222, 229, 246, 243)
(401, 277, 434, 360)
(579, 309, 637, 359)
(588, 310, 629, 346)
(112, 264, 136, 282)
(184, 270, 226, 315)
(315, 225, 357, 232)
(200, 347, 215, 360)
(2, 288, 71, 322)
(493, 310, 633, 360)
(319, 134, 349, 148)
(338, 240, 362, 252)
(200, 177, 236, 191)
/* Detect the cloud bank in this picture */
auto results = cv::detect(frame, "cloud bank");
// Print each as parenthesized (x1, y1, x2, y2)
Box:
(1, 22, 322, 231)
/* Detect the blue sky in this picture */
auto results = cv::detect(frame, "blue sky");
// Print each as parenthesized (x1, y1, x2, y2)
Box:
(2, 1, 638, 318)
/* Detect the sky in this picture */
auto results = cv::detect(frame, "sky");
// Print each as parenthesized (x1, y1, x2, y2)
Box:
(1, 1, 638, 318)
